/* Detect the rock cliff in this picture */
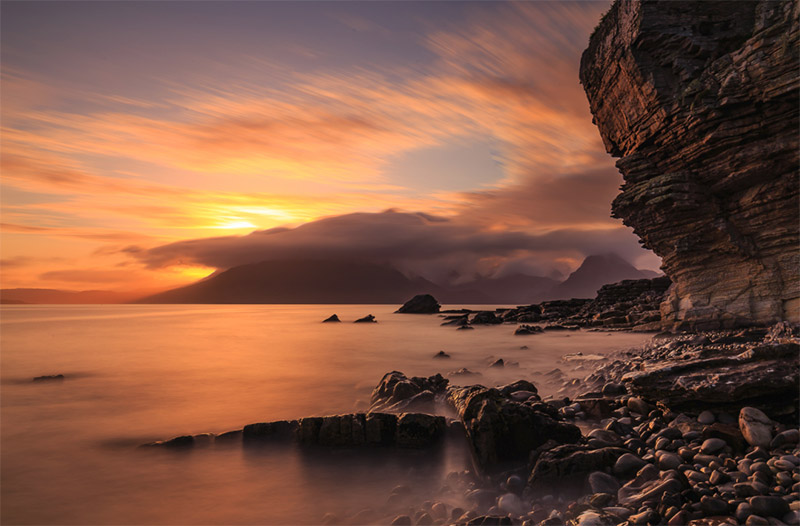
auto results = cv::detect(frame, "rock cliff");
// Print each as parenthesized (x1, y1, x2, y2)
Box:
(580, 0, 799, 330)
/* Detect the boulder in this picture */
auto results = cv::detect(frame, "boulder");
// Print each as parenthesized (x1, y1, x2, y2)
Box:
(448, 386, 581, 474)
(515, 324, 543, 335)
(369, 371, 448, 412)
(322, 314, 340, 322)
(528, 445, 628, 491)
(354, 314, 376, 323)
(739, 407, 773, 447)
(396, 294, 441, 314)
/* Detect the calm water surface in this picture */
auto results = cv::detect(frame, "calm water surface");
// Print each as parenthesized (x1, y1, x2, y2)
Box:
(1, 305, 652, 525)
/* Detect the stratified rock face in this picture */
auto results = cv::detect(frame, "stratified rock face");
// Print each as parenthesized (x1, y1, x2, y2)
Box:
(580, 0, 800, 330)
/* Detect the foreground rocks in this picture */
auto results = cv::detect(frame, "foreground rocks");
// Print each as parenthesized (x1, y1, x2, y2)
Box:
(580, 0, 800, 330)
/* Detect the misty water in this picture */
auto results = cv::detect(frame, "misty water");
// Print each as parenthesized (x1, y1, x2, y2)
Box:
(1, 305, 652, 525)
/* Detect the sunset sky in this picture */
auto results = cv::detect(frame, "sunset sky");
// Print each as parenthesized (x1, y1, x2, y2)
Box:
(1, 1, 660, 295)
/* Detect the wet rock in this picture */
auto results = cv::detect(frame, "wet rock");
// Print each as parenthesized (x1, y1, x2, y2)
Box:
(415, 512, 434, 525)
(243, 420, 296, 442)
(601, 382, 627, 397)
(458, 325, 474, 330)
(433, 351, 450, 359)
(627, 397, 651, 415)
(657, 452, 682, 471)
(448, 385, 580, 474)
(365, 413, 397, 446)
(489, 359, 504, 368)
(698, 411, 715, 425)
(322, 314, 340, 322)
(33, 374, 65, 382)
(700, 438, 727, 454)
(370, 371, 448, 412)
(396, 413, 446, 448)
(141, 435, 194, 448)
(739, 407, 773, 448)
(471, 311, 502, 325)
(618, 477, 682, 509)
(497, 493, 523, 515)
(354, 314, 377, 323)
(770, 429, 799, 448)
(588, 471, 620, 494)
(748, 496, 789, 518)
(529, 445, 627, 490)
(614, 453, 648, 478)
(391, 515, 412, 526)
(396, 294, 440, 314)
(448, 368, 481, 380)
(700, 496, 729, 516)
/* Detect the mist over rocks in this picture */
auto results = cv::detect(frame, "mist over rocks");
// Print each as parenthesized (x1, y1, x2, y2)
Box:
(580, 0, 800, 330)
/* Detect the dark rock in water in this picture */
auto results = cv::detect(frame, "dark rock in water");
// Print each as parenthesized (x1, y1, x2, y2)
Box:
(384, 390, 435, 414)
(322, 314, 340, 322)
(580, 0, 800, 330)
(515, 324, 543, 335)
(528, 445, 628, 490)
(354, 314, 377, 323)
(395, 413, 446, 448)
(433, 351, 450, 359)
(215, 429, 242, 442)
(391, 515, 412, 526)
(470, 311, 502, 325)
(33, 374, 64, 382)
(498, 380, 538, 397)
(457, 325, 474, 330)
(369, 371, 448, 412)
(623, 343, 800, 416)
(489, 359, 504, 368)
(543, 324, 579, 331)
(396, 294, 440, 314)
(442, 315, 469, 326)
(243, 420, 296, 442)
(365, 413, 397, 446)
(448, 386, 581, 474)
(448, 368, 481, 380)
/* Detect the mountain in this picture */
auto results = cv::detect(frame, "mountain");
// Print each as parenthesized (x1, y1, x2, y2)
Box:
(444, 274, 558, 305)
(542, 253, 652, 300)
(0, 288, 145, 304)
(138, 260, 444, 304)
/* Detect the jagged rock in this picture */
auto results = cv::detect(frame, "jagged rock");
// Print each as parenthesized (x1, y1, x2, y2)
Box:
(622, 342, 799, 416)
(395, 413, 446, 448)
(580, 0, 800, 330)
(470, 311, 502, 325)
(369, 371, 448, 412)
(322, 314, 340, 322)
(448, 386, 581, 474)
(528, 445, 628, 491)
(354, 314, 376, 323)
(396, 294, 441, 314)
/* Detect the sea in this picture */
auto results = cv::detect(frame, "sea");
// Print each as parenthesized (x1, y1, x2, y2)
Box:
(0, 304, 652, 525)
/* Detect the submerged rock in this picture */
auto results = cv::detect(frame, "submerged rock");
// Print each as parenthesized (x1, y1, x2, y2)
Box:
(354, 314, 377, 323)
(33, 374, 64, 382)
(322, 314, 340, 322)
(396, 294, 440, 314)
(514, 324, 543, 335)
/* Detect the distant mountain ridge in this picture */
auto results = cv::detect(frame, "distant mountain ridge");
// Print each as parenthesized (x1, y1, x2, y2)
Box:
(3, 253, 661, 305)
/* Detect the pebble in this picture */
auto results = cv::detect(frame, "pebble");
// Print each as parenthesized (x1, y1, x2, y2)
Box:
(497, 493, 523, 516)
(701, 437, 727, 454)
(658, 452, 683, 470)
(588, 471, 620, 494)
(614, 453, 647, 477)
(698, 410, 715, 425)
(739, 407, 773, 448)
(627, 397, 651, 415)
(700, 495, 729, 515)
(748, 496, 790, 518)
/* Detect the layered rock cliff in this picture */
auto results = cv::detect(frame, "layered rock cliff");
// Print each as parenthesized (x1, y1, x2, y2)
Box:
(580, 0, 799, 330)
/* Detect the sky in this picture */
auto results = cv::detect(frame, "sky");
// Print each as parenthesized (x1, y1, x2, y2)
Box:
(0, 0, 661, 295)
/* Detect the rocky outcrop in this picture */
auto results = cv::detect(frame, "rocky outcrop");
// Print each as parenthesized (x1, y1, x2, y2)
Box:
(578, 277, 671, 330)
(369, 371, 449, 413)
(396, 294, 441, 314)
(447, 384, 581, 474)
(580, 0, 800, 330)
